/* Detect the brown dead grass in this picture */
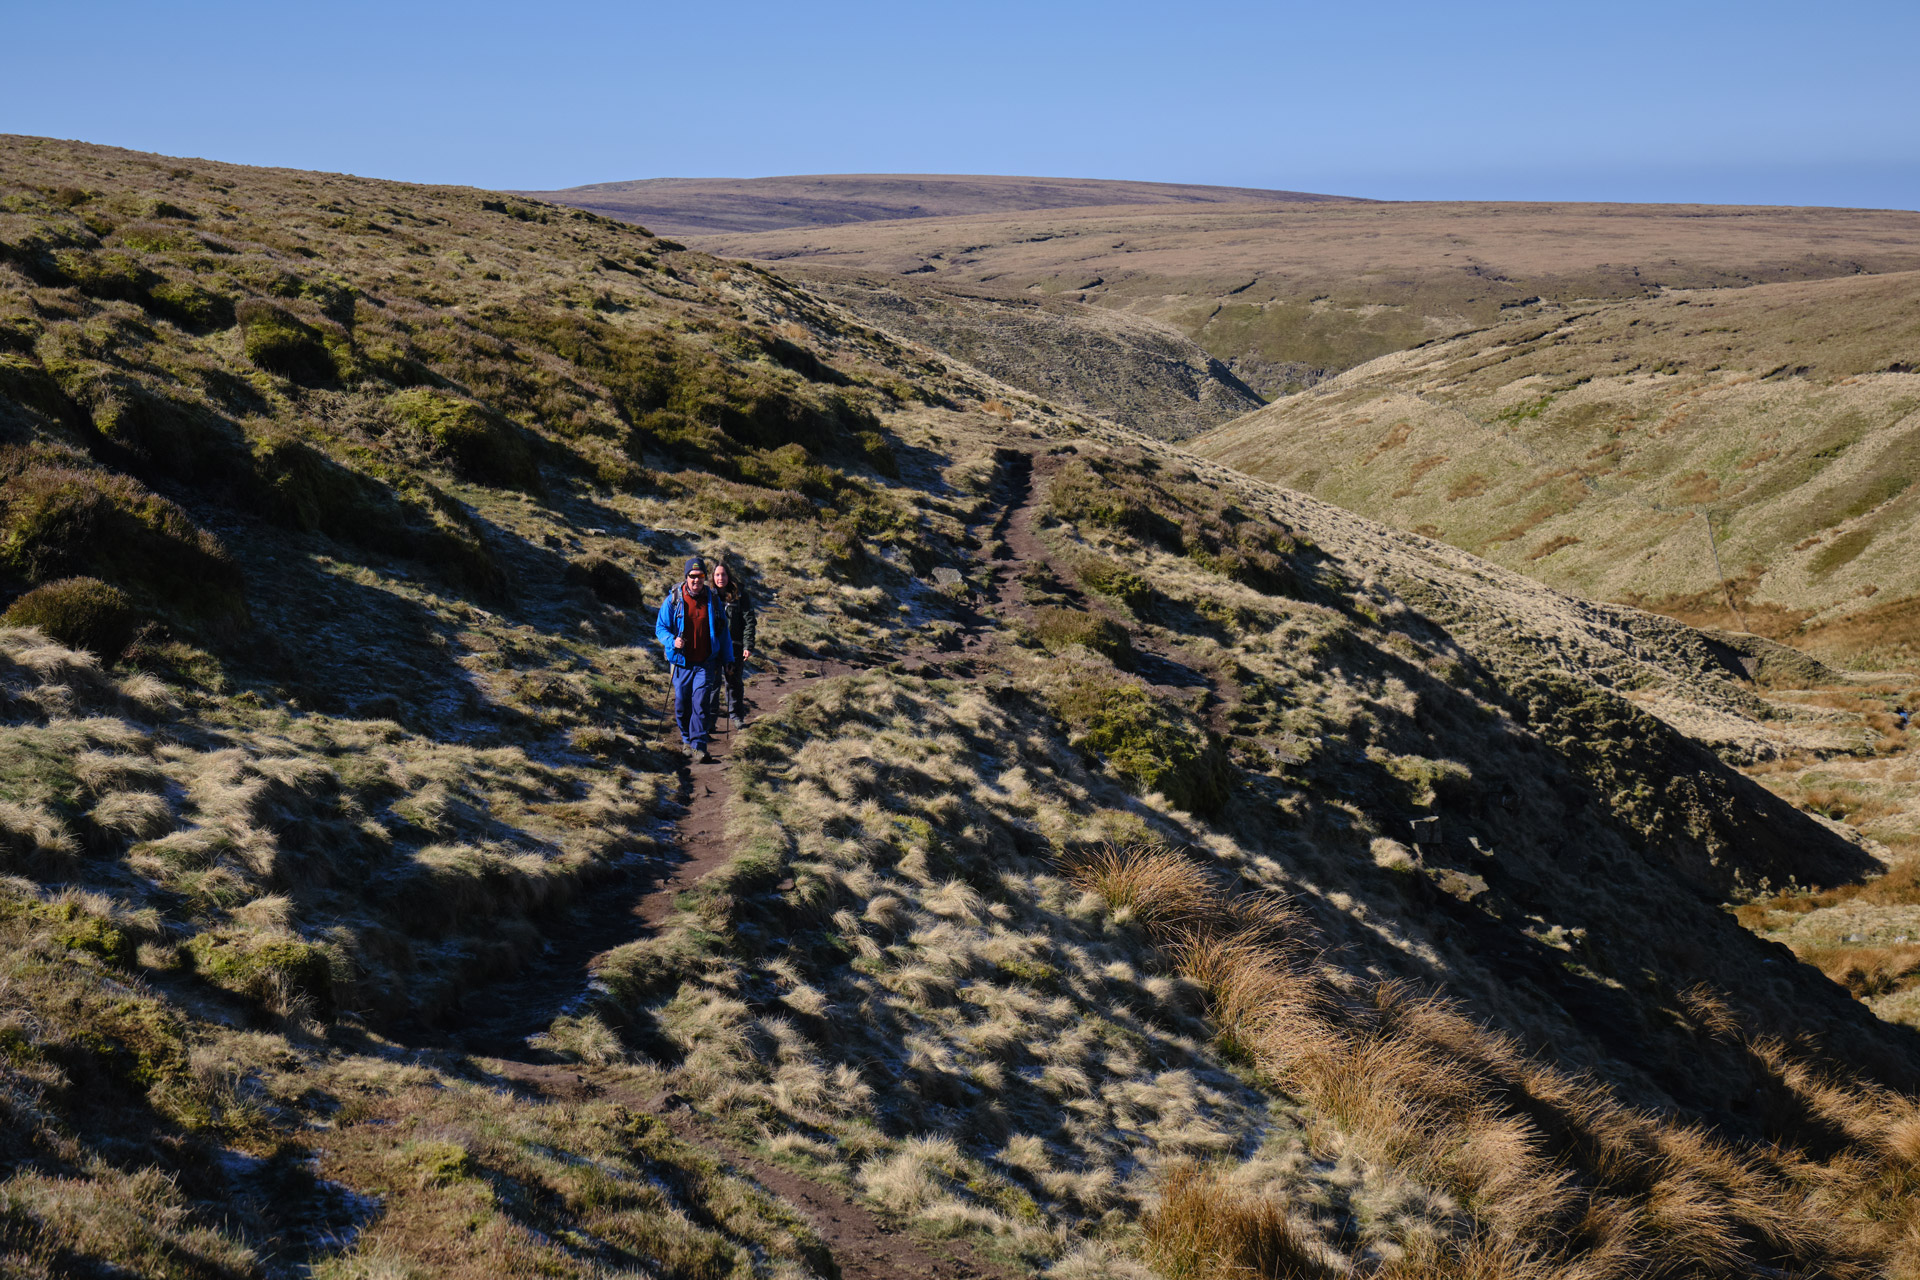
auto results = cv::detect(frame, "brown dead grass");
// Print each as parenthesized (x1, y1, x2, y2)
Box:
(1801, 943, 1920, 998)
(1143, 1161, 1330, 1280)
(1069, 843, 1916, 1280)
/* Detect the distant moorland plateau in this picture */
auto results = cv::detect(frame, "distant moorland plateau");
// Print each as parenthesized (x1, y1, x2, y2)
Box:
(533, 176, 1920, 437)
(510, 172, 1357, 236)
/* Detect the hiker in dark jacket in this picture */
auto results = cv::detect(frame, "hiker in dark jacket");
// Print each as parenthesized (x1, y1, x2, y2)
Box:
(655, 557, 733, 762)
(711, 560, 757, 724)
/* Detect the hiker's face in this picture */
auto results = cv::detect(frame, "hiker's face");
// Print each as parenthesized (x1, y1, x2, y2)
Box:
(712, 566, 729, 589)
(685, 571, 704, 592)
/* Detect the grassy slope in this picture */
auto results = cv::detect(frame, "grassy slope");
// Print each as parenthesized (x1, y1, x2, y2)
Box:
(2, 135, 1920, 1278)
(1192, 274, 1920, 662)
(689, 200, 1920, 399)
(769, 264, 1267, 440)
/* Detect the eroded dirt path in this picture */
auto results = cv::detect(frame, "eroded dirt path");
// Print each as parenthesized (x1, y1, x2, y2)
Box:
(487, 1059, 1005, 1280)
(438, 450, 1235, 1280)
(644, 656, 864, 926)
(993, 448, 1229, 725)
(445, 638, 1011, 1280)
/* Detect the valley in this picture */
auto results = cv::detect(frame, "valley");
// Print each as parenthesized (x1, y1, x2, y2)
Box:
(1192, 272, 1920, 662)
(682, 198, 1920, 400)
(1, 135, 1919, 1280)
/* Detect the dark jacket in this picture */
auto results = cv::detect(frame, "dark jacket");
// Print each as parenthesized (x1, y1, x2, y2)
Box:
(655, 585, 733, 668)
(721, 585, 757, 657)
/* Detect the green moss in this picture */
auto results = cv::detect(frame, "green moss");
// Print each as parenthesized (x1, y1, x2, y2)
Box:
(77, 997, 190, 1090)
(50, 247, 153, 304)
(1052, 673, 1230, 816)
(43, 901, 135, 966)
(0, 897, 135, 967)
(0, 354, 79, 431)
(51, 365, 248, 483)
(237, 299, 337, 382)
(0, 454, 247, 631)
(966, 1172, 1045, 1223)
(405, 1140, 486, 1189)
(2, 577, 141, 658)
(185, 931, 337, 1020)
(145, 278, 233, 331)
(994, 957, 1060, 990)
(115, 223, 193, 253)
(387, 388, 539, 489)
(1031, 608, 1134, 668)
(1075, 558, 1152, 610)
(1383, 753, 1474, 807)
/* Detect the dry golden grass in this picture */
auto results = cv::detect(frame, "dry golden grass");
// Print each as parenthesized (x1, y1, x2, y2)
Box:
(1069, 843, 1911, 1280)
(1143, 1161, 1329, 1280)
(15, 135, 1920, 1280)
(1194, 274, 1920, 660)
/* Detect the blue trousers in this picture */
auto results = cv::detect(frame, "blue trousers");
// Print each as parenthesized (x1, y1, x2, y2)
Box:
(672, 661, 723, 750)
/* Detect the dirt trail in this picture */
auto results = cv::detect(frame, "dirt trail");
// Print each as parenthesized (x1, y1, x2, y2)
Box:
(441, 597, 1023, 1277)
(643, 655, 864, 926)
(488, 1059, 1003, 1280)
(995, 450, 1227, 721)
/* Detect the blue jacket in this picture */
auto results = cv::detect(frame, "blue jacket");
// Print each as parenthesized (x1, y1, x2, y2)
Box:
(655, 587, 733, 668)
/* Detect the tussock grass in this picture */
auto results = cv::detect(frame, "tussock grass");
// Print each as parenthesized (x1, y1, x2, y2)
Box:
(1143, 1161, 1330, 1280)
(1070, 842, 1912, 1279)
(590, 674, 1357, 1268)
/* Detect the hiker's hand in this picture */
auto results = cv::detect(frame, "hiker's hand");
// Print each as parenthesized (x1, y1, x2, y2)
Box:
(743, 650, 754, 662)
(673, 636, 683, 650)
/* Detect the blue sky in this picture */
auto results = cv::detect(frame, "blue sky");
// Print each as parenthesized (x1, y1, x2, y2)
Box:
(5, 0, 1916, 207)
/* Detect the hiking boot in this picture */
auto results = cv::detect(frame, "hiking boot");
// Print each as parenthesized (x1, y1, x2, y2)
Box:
(730, 706, 749, 725)
(697, 749, 717, 764)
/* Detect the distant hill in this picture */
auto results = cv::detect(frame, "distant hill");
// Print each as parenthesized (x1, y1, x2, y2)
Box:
(510, 172, 1358, 236)
(1193, 271, 1920, 659)
(692, 200, 1920, 398)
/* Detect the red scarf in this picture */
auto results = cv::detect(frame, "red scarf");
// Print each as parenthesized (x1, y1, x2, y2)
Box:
(680, 582, 711, 664)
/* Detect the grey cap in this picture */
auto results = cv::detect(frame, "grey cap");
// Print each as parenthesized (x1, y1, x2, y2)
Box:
(683, 557, 706, 575)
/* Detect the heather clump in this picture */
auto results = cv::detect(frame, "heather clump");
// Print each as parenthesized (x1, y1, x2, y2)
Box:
(1, 576, 138, 658)
(1050, 669, 1229, 816)
(0, 451, 246, 632)
(387, 386, 539, 489)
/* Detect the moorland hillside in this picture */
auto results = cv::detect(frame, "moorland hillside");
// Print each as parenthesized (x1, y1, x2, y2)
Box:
(768, 264, 1267, 438)
(1193, 273, 1920, 662)
(692, 199, 1920, 400)
(4, 134, 1920, 1280)
(511, 173, 1356, 237)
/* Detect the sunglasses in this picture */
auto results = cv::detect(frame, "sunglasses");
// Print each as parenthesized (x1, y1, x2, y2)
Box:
(685, 571, 705, 580)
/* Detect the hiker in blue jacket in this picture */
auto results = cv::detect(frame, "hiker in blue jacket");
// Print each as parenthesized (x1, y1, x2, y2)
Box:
(655, 557, 733, 763)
